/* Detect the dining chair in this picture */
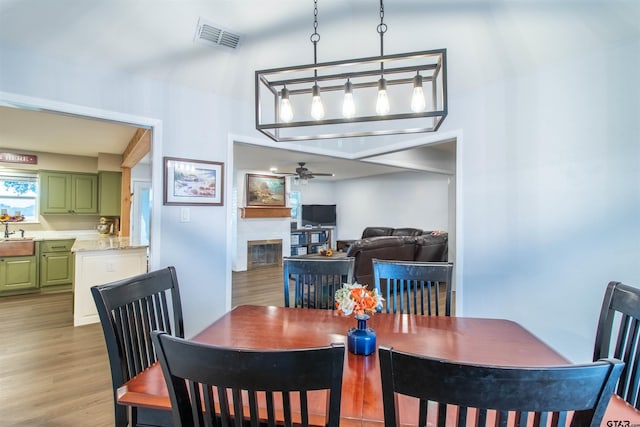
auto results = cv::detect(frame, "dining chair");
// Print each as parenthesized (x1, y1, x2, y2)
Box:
(151, 331, 345, 427)
(372, 259, 453, 315)
(91, 266, 183, 427)
(379, 345, 624, 427)
(283, 256, 355, 309)
(594, 280, 640, 408)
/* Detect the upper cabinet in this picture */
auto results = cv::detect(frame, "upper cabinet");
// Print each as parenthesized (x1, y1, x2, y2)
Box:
(40, 171, 98, 214)
(98, 171, 122, 217)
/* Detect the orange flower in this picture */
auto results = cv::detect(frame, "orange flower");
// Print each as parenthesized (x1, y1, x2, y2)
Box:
(335, 283, 384, 316)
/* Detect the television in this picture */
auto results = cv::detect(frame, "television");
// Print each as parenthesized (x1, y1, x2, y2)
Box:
(301, 204, 336, 227)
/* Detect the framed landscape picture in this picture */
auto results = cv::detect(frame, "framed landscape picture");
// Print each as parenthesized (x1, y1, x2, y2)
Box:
(246, 174, 286, 207)
(163, 157, 224, 206)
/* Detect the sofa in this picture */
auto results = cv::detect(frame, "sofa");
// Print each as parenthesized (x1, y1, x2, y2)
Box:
(345, 228, 448, 287)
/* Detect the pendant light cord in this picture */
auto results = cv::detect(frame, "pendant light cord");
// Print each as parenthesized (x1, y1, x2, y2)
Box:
(311, 0, 320, 80)
(377, 0, 387, 75)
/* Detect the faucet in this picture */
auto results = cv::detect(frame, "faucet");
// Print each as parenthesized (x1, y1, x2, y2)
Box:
(3, 222, 13, 239)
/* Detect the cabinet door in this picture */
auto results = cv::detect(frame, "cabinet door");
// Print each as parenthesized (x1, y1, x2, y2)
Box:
(0, 256, 37, 292)
(72, 174, 98, 214)
(99, 171, 122, 216)
(40, 252, 73, 287)
(40, 172, 72, 214)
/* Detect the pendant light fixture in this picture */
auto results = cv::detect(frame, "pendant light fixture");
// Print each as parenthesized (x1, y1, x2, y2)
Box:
(309, 1, 324, 120)
(279, 86, 293, 122)
(342, 79, 355, 118)
(375, 3, 390, 116)
(256, 0, 447, 142)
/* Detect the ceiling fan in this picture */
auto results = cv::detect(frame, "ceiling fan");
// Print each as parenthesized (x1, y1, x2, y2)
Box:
(283, 162, 334, 180)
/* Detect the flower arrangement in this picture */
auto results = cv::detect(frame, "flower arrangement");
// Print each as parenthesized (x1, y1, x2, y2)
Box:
(335, 283, 384, 316)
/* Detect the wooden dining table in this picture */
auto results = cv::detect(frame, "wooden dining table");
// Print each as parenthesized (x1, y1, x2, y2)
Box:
(118, 305, 640, 426)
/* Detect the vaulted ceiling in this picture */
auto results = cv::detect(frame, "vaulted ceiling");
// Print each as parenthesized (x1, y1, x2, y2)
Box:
(1, 0, 637, 177)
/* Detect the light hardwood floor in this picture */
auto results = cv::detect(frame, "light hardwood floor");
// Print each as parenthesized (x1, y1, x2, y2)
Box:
(0, 266, 284, 426)
(0, 265, 452, 426)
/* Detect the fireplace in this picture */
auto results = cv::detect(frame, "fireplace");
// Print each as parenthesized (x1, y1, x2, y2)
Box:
(247, 239, 283, 269)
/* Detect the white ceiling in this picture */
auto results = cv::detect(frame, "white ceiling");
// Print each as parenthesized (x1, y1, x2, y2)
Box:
(0, 106, 137, 158)
(0, 0, 637, 177)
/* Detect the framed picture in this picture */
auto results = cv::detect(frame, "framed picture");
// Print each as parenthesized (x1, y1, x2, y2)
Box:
(246, 174, 286, 207)
(163, 157, 224, 206)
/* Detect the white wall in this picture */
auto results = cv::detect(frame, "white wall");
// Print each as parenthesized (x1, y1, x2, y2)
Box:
(334, 171, 451, 240)
(0, 45, 248, 337)
(3, 28, 639, 365)
(288, 171, 451, 241)
(446, 40, 640, 362)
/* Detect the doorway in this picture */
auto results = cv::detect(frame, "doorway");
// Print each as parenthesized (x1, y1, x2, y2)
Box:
(0, 92, 162, 316)
(131, 179, 151, 245)
(229, 132, 462, 313)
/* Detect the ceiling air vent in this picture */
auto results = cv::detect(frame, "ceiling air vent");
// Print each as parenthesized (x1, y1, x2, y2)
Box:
(194, 18, 241, 50)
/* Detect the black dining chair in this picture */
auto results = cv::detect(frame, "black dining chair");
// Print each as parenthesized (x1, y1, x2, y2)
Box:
(151, 331, 345, 427)
(372, 259, 453, 315)
(91, 266, 184, 427)
(594, 280, 640, 408)
(283, 256, 355, 309)
(379, 345, 624, 427)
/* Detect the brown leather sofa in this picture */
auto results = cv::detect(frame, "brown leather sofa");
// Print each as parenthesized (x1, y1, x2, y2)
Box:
(345, 229, 448, 286)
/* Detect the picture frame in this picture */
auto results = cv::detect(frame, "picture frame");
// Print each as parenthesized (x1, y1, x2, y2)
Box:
(246, 174, 286, 207)
(163, 157, 224, 206)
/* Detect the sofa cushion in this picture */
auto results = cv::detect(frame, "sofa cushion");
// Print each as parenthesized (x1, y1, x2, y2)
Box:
(414, 233, 448, 262)
(346, 236, 417, 287)
(391, 227, 423, 237)
(361, 227, 394, 239)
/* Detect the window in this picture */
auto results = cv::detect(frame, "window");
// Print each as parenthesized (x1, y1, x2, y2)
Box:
(0, 171, 38, 222)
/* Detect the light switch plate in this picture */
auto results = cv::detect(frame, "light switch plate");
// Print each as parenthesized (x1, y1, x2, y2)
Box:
(180, 207, 190, 222)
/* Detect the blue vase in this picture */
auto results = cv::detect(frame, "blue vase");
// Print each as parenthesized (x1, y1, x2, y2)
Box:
(347, 314, 376, 356)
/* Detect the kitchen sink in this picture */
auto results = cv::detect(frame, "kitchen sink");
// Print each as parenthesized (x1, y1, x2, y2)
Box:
(0, 238, 35, 257)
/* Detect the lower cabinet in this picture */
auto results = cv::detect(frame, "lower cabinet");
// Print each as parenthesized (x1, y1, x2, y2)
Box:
(73, 247, 148, 326)
(0, 256, 38, 292)
(40, 240, 75, 288)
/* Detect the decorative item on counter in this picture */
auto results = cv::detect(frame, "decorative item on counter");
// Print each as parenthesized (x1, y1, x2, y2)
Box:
(97, 217, 115, 235)
(318, 248, 334, 257)
(335, 283, 384, 356)
(0, 209, 24, 222)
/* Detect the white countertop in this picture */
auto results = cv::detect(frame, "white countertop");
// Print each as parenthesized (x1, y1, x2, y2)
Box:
(3, 229, 149, 252)
(71, 236, 149, 252)
(19, 230, 101, 241)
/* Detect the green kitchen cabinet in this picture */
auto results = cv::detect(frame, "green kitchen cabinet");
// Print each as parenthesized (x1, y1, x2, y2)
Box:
(39, 240, 75, 288)
(98, 171, 122, 216)
(40, 171, 98, 214)
(0, 255, 38, 292)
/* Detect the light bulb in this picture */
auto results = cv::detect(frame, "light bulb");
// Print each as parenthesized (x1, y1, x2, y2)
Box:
(411, 74, 426, 112)
(310, 84, 325, 120)
(279, 87, 293, 122)
(342, 80, 355, 118)
(376, 78, 390, 115)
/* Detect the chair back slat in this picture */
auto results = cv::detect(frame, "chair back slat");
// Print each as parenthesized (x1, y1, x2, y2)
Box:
(379, 345, 624, 427)
(373, 259, 453, 316)
(152, 331, 344, 427)
(283, 257, 355, 309)
(594, 281, 640, 408)
(91, 266, 184, 427)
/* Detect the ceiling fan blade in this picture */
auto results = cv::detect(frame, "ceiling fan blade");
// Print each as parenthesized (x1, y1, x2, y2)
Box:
(310, 173, 334, 176)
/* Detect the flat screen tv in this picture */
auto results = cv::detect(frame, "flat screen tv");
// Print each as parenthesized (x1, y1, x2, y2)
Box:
(301, 204, 336, 227)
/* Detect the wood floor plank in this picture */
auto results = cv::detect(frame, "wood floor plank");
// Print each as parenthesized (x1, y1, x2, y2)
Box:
(0, 264, 452, 426)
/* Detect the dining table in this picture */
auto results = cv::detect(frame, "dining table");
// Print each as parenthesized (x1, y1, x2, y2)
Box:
(118, 305, 640, 426)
